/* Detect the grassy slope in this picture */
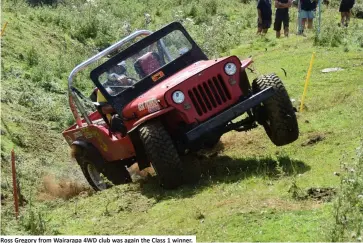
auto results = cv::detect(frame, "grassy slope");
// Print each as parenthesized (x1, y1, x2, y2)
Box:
(1, 0, 363, 241)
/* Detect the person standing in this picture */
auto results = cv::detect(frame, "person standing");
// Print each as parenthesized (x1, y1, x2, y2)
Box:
(339, 0, 355, 27)
(257, 0, 272, 35)
(274, 0, 293, 38)
(298, 0, 318, 35)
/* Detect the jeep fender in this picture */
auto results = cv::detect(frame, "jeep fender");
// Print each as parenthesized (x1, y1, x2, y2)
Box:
(71, 140, 104, 171)
(240, 58, 253, 70)
(72, 140, 91, 150)
(240, 58, 253, 94)
(129, 106, 175, 133)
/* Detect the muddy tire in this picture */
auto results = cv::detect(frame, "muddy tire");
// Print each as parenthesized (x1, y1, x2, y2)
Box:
(72, 145, 131, 191)
(138, 120, 183, 189)
(252, 74, 299, 146)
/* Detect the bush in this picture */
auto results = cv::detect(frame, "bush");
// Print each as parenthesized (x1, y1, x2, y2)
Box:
(20, 207, 47, 235)
(332, 142, 363, 242)
(352, 3, 363, 19)
(205, 0, 218, 15)
(71, 17, 99, 44)
(26, 0, 61, 6)
(314, 24, 345, 47)
(26, 47, 39, 67)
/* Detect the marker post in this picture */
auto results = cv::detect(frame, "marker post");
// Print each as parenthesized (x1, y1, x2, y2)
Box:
(11, 148, 19, 219)
(300, 52, 316, 112)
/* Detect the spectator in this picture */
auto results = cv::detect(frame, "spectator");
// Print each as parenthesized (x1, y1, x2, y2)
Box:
(298, 0, 318, 35)
(257, 0, 272, 35)
(274, 0, 293, 38)
(339, 0, 355, 27)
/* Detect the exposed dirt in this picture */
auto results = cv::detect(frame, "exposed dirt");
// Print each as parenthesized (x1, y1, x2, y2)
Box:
(306, 187, 337, 202)
(261, 197, 323, 210)
(301, 132, 326, 146)
(215, 197, 323, 213)
(37, 174, 92, 201)
(127, 163, 155, 181)
(293, 187, 337, 202)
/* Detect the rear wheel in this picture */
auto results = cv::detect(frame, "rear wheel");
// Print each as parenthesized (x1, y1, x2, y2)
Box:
(85, 162, 108, 191)
(138, 120, 183, 189)
(252, 74, 299, 146)
(72, 145, 132, 191)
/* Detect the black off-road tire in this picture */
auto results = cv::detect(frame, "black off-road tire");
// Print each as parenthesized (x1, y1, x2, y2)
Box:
(252, 74, 299, 146)
(72, 144, 131, 191)
(138, 120, 183, 189)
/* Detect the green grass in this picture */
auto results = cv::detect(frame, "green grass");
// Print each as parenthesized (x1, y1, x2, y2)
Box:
(1, 0, 363, 240)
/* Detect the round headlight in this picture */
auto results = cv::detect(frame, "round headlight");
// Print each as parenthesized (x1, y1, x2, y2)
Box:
(224, 62, 237, 76)
(172, 91, 185, 104)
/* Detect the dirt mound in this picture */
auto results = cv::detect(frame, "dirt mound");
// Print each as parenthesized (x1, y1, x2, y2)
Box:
(38, 174, 92, 201)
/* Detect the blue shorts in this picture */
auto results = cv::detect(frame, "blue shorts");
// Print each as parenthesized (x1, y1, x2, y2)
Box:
(300, 10, 315, 19)
(257, 18, 272, 29)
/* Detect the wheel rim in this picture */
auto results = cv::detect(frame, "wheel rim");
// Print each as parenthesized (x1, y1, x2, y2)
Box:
(87, 163, 107, 190)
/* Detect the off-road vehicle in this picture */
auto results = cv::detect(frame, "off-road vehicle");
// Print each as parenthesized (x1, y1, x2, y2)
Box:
(62, 22, 299, 190)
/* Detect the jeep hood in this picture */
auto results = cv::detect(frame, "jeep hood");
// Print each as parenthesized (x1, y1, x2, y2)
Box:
(122, 57, 229, 118)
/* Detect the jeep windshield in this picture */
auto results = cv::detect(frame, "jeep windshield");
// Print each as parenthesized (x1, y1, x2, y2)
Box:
(90, 22, 208, 115)
(97, 30, 192, 96)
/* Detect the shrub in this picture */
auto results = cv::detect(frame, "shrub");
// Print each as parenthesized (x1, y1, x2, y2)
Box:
(332, 142, 363, 241)
(26, 0, 61, 7)
(205, 0, 217, 15)
(18, 92, 37, 108)
(20, 207, 47, 235)
(26, 47, 39, 67)
(71, 17, 99, 44)
(314, 24, 345, 47)
(352, 3, 363, 19)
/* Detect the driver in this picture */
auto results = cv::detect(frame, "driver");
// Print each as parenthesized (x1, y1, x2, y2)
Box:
(93, 61, 136, 122)
(89, 61, 131, 102)
(95, 72, 135, 123)
(103, 72, 136, 95)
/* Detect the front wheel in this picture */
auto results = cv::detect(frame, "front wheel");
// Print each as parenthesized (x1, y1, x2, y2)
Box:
(252, 74, 299, 146)
(138, 119, 183, 189)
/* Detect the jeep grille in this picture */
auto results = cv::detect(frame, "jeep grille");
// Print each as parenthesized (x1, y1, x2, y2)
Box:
(188, 74, 231, 116)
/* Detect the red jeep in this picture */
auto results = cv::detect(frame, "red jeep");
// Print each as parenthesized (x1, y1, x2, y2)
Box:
(62, 22, 298, 190)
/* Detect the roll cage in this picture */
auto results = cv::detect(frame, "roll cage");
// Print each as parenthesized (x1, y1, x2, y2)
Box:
(68, 29, 153, 128)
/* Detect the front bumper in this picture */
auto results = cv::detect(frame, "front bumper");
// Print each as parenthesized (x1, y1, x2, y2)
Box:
(185, 87, 275, 142)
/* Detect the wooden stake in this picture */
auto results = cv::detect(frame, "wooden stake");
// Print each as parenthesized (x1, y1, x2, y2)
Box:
(0, 22, 8, 37)
(11, 148, 19, 219)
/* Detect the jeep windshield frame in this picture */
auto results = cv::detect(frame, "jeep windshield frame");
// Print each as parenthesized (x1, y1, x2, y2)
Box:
(90, 21, 208, 119)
